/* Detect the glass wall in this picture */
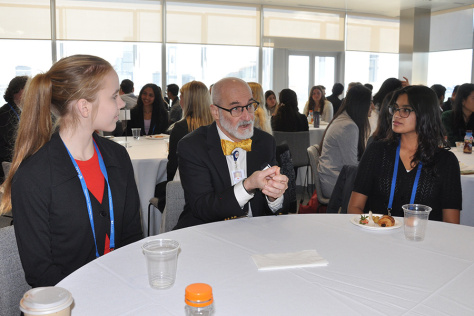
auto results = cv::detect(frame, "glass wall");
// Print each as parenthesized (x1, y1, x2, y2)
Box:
(427, 49, 473, 98)
(345, 51, 399, 94)
(166, 44, 258, 88)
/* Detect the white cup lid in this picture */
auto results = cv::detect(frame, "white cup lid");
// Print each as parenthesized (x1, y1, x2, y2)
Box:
(20, 287, 73, 315)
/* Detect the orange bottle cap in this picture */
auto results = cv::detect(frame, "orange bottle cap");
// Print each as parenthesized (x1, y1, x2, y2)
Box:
(185, 283, 213, 308)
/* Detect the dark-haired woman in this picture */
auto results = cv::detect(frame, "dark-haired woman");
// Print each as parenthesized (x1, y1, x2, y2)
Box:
(128, 84, 168, 136)
(0, 76, 28, 182)
(303, 86, 333, 122)
(349, 85, 461, 223)
(265, 90, 278, 116)
(318, 85, 372, 198)
(442, 83, 474, 147)
(271, 88, 308, 132)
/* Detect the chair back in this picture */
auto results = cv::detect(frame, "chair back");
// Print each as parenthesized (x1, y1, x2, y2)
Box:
(273, 131, 310, 168)
(0, 226, 31, 316)
(327, 165, 358, 213)
(160, 181, 185, 233)
(2, 161, 12, 178)
(307, 145, 330, 205)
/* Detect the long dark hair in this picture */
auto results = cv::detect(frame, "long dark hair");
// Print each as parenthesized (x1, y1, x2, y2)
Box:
(272, 89, 300, 132)
(452, 83, 474, 130)
(137, 83, 168, 114)
(265, 90, 276, 110)
(372, 91, 396, 141)
(386, 85, 445, 167)
(373, 78, 402, 108)
(320, 85, 372, 160)
(308, 86, 326, 114)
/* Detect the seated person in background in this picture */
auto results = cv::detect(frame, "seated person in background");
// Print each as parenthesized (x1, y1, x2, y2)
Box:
(128, 83, 169, 136)
(303, 86, 333, 122)
(0, 55, 142, 287)
(431, 84, 446, 111)
(442, 85, 459, 112)
(326, 83, 344, 114)
(264, 90, 278, 116)
(174, 77, 289, 229)
(442, 83, 474, 147)
(0, 75, 28, 183)
(119, 79, 137, 109)
(318, 85, 372, 198)
(248, 82, 272, 134)
(349, 85, 461, 223)
(167, 83, 182, 125)
(271, 88, 308, 132)
(366, 91, 395, 147)
(167, 81, 214, 181)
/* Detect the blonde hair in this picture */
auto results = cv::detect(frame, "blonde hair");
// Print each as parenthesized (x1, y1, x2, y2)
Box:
(0, 55, 113, 214)
(180, 81, 213, 132)
(248, 82, 272, 134)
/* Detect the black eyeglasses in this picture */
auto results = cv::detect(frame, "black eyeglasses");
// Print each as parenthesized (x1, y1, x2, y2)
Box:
(389, 106, 415, 118)
(214, 100, 259, 117)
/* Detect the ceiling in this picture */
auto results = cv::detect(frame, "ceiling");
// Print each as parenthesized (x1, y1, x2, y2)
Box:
(214, 0, 474, 17)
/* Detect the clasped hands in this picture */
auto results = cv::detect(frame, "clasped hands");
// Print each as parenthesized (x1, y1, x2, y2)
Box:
(243, 166, 288, 202)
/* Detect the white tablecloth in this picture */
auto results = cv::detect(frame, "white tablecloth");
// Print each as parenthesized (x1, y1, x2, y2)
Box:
(58, 214, 474, 315)
(451, 150, 474, 226)
(113, 136, 168, 236)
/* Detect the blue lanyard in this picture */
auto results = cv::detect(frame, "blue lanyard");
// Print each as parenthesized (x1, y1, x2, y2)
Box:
(387, 141, 422, 215)
(62, 139, 115, 257)
(8, 103, 20, 121)
(232, 150, 239, 169)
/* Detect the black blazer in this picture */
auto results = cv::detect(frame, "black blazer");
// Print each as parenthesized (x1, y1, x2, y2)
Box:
(127, 104, 168, 136)
(174, 122, 288, 229)
(12, 133, 142, 287)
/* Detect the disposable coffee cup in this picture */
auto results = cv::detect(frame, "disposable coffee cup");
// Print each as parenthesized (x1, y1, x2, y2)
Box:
(20, 287, 73, 316)
(456, 141, 464, 152)
(403, 204, 432, 241)
(142, 239, 180, 289)
(132, 128, 141, 140)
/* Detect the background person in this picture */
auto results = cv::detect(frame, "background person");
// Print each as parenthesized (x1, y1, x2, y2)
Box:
(349, 85, 461, 223)
(128, 83, 169, 136)
(442, 83, 474, 147)
(326, 83, 344, 115)
(431, 84, 446, 111)
(248, 82, 272, 134)
(119, 79, 137, 110)
(0, 55, 143, 287)
(271, 88, 308, 132)
(0, 75, 28, 183)
(264, 90, 278, 116)
(303, 85, 333, 122)
(318, 85, 372, 198)
(167, 83, 182, 125)
(174, 77, 288, 229)
(442, 85, 459, 112)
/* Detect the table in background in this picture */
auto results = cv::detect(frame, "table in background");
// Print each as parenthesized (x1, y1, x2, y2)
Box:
(113, 136, 168, 236)
(451, 150, 474, 226)
(58, 214, 474, 315)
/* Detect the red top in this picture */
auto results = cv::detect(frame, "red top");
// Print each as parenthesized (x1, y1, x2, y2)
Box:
(76, 149, 111, 254)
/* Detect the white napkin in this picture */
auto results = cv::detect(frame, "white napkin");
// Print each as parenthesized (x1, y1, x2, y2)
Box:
(252, 250, 328, 271)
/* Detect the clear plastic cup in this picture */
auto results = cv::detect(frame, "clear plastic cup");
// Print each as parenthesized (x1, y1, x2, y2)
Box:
(132, 128, 141, 140)
(142, 239, 180, 289)
(402, 204, 432, 241)
(456, 141, 464, 152)
(20, 287, 73, 316)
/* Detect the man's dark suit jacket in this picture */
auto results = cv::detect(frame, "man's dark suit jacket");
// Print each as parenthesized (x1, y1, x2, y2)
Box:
(174, 122, 287, 229)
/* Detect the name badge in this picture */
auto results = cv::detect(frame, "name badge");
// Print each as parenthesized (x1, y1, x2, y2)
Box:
(232, 169, 245, 185)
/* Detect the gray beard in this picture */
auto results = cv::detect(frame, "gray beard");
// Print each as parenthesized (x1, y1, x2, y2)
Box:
(218, 109, 254, 140)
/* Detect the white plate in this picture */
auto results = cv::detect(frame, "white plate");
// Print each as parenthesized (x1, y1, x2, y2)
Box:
(145, 134, 170, 140)
(350, 214, 402, 231)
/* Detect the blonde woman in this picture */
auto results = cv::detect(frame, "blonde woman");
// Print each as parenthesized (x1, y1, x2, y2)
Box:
(0, 55, 142, 287)
(167, 80, 214, 181)
(248, 82, 273, 134)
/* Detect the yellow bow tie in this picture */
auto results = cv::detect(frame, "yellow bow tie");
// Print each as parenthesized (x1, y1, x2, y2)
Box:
(221, 139, 252, 156)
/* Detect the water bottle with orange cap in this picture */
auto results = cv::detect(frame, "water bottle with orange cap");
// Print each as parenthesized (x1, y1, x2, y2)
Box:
(185, 283, 214, 315)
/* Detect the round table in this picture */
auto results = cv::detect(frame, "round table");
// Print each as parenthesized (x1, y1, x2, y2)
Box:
(451, 150, 474, 226)
(113, 136, 169, 236)
(57, 214, 474, 315)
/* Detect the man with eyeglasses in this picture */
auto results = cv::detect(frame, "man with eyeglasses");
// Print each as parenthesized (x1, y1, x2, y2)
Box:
(174, 77, 288, 229)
